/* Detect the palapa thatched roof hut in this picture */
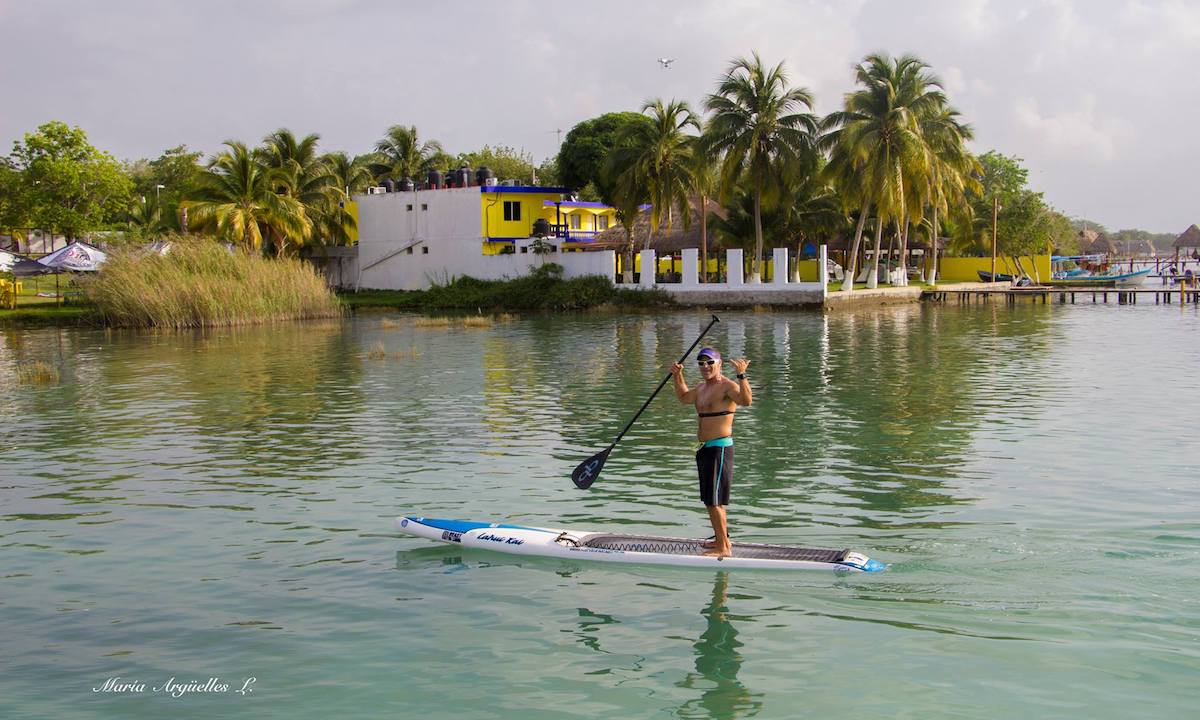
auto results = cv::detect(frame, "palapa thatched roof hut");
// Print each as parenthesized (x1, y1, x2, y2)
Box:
(587, 199, 727, 253)
(1129, 238, 1157, 257)
(1174, 224, 1200, 249)
(1081, 232, 1119, 255)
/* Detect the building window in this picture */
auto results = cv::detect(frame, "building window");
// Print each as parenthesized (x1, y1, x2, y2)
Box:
(406, 247, 413, 255)
(503, 200, 521, 222)
(421, 203, 428, 211)
(406, 204, 413, 211)
(569, 214, 581, 230)
(422, 247, 428, 254)
(598, 216, 609, 230)
(520, 246, 528, 253)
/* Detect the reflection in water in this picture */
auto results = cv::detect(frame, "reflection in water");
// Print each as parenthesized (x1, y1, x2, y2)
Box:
(676, 572, 762, 719)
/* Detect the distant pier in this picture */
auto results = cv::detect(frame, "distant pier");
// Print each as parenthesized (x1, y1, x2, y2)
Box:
(924, 284, 1200, 306)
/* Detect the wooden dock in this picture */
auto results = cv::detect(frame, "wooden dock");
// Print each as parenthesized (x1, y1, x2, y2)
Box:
(924, 284, 1200, 305)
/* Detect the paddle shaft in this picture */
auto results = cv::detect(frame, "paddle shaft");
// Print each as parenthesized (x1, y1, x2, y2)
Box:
(605, 314, 720, 449)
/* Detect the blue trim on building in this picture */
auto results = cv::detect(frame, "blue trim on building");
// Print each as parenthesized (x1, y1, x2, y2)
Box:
(479, 186, 568, 194)
(543, 200, 613, 209)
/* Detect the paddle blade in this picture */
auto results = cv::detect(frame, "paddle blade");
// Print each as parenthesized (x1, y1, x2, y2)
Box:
(572, 447, 611, 489)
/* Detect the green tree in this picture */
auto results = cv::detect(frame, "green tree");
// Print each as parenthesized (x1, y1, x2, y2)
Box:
(687, 132, 720, 281)
(825, 53, 943, 289)
(324, 151, 374, 197)
(125, 194, 173, 241)
(184, 141, 309, 252)
(261, 129, 340, 255)
(920, 107, 979, 283)
(0, 159, 30, 230)
(558, 111, 655, 203)
(126, 145, 205, 234)
(956, 152, 1064, 259)
(606, 99, 700, 250)
(371, 125, 445, 183)
(456, 145, 535, 184)
(705, 53, 820, 282)
(535, 155, 559, 187)
(8, 121, 132, 239)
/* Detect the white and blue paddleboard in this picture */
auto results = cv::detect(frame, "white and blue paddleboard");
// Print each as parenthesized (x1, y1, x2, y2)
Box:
(396, 516, 886, 573)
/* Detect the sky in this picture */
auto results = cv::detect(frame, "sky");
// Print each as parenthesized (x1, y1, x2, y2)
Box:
(1, 0, 1197, 233)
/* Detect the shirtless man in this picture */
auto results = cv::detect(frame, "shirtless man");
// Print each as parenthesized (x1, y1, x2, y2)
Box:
(670, 347, 751, 557)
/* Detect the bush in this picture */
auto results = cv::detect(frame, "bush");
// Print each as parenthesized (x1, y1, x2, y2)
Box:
(83, 236, 342, 327)
(343, 263, 674, 312)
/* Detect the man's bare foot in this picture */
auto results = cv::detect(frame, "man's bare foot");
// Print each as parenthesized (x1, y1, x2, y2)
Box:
(701, 535, 730, 549)
(703, 545, 732, 558)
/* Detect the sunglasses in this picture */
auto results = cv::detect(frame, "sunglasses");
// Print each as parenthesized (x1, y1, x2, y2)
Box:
(697, 359, 717, 367)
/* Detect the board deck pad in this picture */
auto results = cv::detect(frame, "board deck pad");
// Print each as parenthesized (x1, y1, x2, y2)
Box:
(581, 534, 849, 563)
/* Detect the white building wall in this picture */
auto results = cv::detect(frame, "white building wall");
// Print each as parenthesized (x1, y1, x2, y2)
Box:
(354, 187, 616, 290)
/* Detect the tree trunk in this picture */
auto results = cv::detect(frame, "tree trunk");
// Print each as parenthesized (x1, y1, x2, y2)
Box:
(867, 217, 883, 289)
(928, 206, 939, 284)
(885, 225, 896, 285)
(841, 209, 869, 292)
(792, 237, 803, 283)
(700, 194, 708, 283)
(750, 187, 763, 283)
(898, 218, 911, 286)
(622, 228, 634, 283)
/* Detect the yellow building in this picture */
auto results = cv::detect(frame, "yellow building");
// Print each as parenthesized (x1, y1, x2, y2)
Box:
(480, 186, 619, 255)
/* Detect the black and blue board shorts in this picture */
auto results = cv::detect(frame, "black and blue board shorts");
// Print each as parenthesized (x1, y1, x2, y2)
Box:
(696, 437, 733, 507)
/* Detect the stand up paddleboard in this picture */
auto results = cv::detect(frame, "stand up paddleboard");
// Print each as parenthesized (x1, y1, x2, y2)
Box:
(396, 517, 886, 572)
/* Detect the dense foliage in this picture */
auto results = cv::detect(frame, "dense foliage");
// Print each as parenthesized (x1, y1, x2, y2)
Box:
(1, 52, 1177, 285)
(4, 122, 132, 238)
(345, 264, 674, 311)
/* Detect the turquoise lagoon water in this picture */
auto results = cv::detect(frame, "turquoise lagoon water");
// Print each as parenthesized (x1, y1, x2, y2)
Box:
(1, 304, 1198, 719)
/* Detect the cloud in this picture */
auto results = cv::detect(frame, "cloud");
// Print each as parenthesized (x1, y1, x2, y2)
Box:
(1011, 94, 1131, 162)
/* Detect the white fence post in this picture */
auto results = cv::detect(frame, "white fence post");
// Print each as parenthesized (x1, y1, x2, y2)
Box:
(726, 249, 744, 286)
(639, 249, 656, 287)
(772, 248, 789, 285)
(681, 248, 699, 286)
(819, 244, 829, 300)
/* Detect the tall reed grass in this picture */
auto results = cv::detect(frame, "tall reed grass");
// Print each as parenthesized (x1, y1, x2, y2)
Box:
(84, 238, 342, 328)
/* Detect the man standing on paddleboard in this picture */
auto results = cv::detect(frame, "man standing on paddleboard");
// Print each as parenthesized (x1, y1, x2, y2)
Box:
(670, 347, 751, 557)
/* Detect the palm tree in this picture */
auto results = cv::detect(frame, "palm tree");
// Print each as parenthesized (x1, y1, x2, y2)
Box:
(920, 108, 979, 284)
(126, 195, 172, 239)
(371, 125, 445, 183)
(688, 131, 720, 281)
(325, 151, 374, 198)
(607, 99, 700, 252)
(318, 151, 372, 246)
(825, 53, 943, 288)
(184, 141, 310, 252)
(261, 129, 336, 255)
(705, 53, 819, 282)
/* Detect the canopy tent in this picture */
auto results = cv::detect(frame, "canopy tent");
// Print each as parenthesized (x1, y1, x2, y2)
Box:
(36, 240, 107, 271)
(0, 250, 53, 277)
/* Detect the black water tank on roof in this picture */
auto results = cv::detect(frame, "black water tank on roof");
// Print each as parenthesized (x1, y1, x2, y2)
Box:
(475, 166, 494, 186)
(427, 170, 443, 189)
(382, 178, 395, 192)
(398, 177, 414, 192)
(456, 167, 472, 187)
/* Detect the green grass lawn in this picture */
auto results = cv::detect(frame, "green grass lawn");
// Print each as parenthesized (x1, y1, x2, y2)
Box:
(1, 275, 95, 324)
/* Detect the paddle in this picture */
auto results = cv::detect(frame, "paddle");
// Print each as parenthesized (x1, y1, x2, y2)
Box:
(572, 314, 720, 489)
